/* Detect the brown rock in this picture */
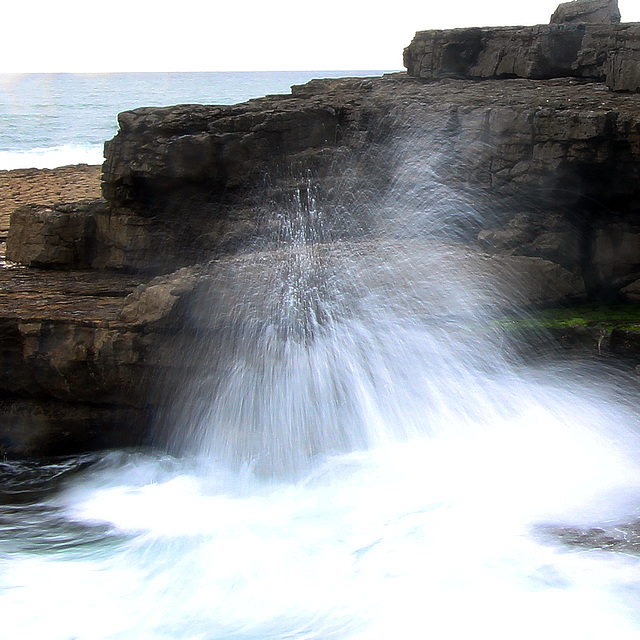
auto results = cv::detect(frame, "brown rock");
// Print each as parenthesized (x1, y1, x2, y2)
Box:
(591, 222, 640, 290)
(7, 201, 101, 269)
(0, 400, 148, 458)
(478, 212, 581, 269)
(621, 277, 640, 300)
(119, 267, 201, 328)
(0, 164, 101, 259)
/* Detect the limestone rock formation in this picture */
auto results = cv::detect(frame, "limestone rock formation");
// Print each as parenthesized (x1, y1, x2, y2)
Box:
(125, 240, 586, 332)
(6, 200, 187, 272)
(7, 201, 101, 269)
(97, 74, 640, 295)
(0, 267, 149, 455)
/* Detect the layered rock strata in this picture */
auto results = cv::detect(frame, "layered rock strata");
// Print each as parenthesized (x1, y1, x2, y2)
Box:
(0, 267, 149, 455)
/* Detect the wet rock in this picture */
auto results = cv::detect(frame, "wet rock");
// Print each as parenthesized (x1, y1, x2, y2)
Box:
(0, 266, 206, 457)
(478, 212, 581, 269)
(621, 277, 640, 300)
(591, 221, 640, 292)
(0, 269, 149, 404)
(540, 520, 640, 554)
(119, 267, 201, 328)
(100, 75, 640, 289)
(0, 400, 148, 458)
(609, 327, 640, 355)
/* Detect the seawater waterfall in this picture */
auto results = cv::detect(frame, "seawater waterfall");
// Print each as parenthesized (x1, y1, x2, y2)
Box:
(3, 128, 640, 639)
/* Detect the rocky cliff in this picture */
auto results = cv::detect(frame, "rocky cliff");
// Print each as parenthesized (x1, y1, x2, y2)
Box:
(3, 0, 640, 457)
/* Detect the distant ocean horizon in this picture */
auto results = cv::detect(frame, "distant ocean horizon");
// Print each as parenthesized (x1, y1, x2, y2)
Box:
(0, 70, 397, 171)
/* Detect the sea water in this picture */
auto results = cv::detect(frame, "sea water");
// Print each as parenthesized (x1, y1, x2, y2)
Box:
(2, 71, 640, 639)
(0, 71, 392, 169)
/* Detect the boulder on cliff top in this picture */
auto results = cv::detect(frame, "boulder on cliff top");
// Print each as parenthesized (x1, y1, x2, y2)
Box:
(7, 202, 102, 269)
(550, 0, 621, 24)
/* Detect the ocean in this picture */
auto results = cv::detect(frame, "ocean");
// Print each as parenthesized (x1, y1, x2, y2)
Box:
(0, 70, 393, 170)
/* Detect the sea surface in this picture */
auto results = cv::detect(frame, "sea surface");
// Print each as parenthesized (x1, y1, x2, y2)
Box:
(0, 70, 393, 170)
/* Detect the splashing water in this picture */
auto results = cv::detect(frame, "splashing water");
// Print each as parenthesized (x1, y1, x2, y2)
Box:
(3, 139, 640, 638)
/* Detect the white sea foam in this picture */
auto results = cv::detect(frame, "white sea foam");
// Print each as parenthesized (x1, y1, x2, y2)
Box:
(0, 144, 104, 170)
(2, 407, 639, 640)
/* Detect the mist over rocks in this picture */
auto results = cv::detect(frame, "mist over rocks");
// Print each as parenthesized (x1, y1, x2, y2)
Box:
(4, 0, 640, 456)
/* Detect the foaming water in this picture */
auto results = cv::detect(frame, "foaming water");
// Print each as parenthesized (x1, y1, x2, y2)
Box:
(3, 401, 640, 640)
(0, 144, 105, 169)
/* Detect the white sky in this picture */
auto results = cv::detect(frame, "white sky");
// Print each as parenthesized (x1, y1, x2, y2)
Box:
(2, 0, 640, 73)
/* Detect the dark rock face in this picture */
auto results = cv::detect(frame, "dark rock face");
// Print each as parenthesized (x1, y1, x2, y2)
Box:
(0, 401, 146, 458)
(550, 0, 621, 24)
(99, 90, 370, 271)
(0, 268, 151, 455)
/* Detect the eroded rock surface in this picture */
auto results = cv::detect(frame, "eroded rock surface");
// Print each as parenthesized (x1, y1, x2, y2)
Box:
(96, 74, 640, 297)
(0, 267, 151, 455)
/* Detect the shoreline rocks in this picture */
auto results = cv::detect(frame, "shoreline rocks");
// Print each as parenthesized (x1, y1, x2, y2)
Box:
(550, 0, 621, 24)
(403, 23, 640, 92)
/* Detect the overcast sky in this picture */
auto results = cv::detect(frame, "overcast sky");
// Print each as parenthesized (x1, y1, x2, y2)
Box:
(3, 0, 640, 73)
